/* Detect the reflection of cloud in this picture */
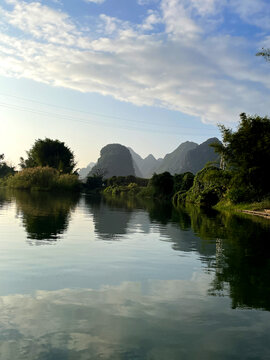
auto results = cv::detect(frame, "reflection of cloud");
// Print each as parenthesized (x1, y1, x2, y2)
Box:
(0, 278, 270, 359)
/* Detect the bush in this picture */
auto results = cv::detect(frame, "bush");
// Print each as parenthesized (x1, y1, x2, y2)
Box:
(55, 174, 80, 191)
(175, 166, 231, 207)
(6, 167, 80, 191)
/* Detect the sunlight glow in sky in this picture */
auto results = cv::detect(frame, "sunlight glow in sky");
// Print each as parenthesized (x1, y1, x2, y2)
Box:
(0, 0, 269, 167)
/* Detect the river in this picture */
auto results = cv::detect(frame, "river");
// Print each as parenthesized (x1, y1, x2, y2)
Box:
(0, 189, 269, 359)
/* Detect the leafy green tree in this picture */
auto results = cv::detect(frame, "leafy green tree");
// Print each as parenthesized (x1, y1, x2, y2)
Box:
(86, 175, 104, 190)
(20, 138, 76, 174)
(212, 113, 270, 201)
(0, 154, 15, 178)
(150, 172, 174, 198)
(173, 172, 194, 194)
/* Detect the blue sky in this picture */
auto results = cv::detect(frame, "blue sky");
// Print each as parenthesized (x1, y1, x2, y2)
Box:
(0, 0, 269, 167)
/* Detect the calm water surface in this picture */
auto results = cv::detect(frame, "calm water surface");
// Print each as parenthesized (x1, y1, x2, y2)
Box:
(0, 189, 270, 359)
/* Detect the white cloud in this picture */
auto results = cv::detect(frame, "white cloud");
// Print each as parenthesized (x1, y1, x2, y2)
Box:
(229, 0, 270, 30)
(85, 0, 106, 3)
(0, 0, 269, 126)
(141, 10, 162, 30)
(138, 0, 159, 5)
(161, 0, 201, 37)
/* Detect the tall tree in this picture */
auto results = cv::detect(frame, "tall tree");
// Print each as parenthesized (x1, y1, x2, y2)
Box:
(20, 138, 76, 174)
(212, 113, 270, 201)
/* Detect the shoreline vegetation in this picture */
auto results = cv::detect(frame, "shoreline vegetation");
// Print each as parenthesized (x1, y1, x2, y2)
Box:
(1, 114, 270, 219)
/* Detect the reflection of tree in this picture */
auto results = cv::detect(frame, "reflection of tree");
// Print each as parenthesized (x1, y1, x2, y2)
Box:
(178, 205, 270, 311)
(86, 194, 270, 311)
(0, 189, 10, 209)
(15, 190, 80, 244)
(147, 200, 172, 225)
(207, 214, 270, 311)
(162, 206, 216, 260)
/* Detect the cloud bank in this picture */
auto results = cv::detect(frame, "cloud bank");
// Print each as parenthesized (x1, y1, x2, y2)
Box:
(0, 0, 269, 124)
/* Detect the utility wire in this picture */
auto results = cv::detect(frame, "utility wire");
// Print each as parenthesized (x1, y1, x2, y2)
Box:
(0, 93, 218, 135)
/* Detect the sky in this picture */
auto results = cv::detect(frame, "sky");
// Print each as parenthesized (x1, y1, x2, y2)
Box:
(0, 0, 269, 168)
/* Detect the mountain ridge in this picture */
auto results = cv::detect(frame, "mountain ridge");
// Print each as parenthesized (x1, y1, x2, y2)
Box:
(82, 138, 221, 179)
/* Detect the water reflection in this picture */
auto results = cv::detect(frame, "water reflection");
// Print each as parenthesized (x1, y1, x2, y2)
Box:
(174, 205, 270, 311)
(2, 189, 270, 312)
(85, 195, 133, 240)
(0, 191, 270, 358)
(99, 196, 270, 311)
(14, 190, 80, 244)
(0, 279, 270, 360)
(0, 188, 12, 210)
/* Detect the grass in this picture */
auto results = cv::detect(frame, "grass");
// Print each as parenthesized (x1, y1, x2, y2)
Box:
(214, 198, 270, 212)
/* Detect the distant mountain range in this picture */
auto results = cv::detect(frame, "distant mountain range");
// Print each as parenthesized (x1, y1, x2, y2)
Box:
(79, 137, 221, 179)
(128, 148, 163, 178)
(78, 162, 95, 179)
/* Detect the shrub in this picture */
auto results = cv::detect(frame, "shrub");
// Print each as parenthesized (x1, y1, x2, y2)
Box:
(55, 174, 80, 191)
(6, 166, 79, 191)
(175, 166, 231, 207)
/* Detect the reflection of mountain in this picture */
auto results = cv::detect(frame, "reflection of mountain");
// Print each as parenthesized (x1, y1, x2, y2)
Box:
(97, 195, 270, 311)
(84, 196, 132, 240)
(98, 196, 217, 260)
(15, 191, 80, 244)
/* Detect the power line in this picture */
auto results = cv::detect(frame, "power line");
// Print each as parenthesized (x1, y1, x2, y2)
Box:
(0, 93, 218, 135)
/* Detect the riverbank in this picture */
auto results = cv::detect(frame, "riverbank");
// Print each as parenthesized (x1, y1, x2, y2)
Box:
(213, 198, 270, 219)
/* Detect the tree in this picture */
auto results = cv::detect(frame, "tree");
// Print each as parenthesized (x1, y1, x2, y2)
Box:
(0, 154, 15, 178)
(256, 48, 270, 62)
(150, 172, 174, 198)
(212, 113, 270, 201)
(20, 138, 76, 174)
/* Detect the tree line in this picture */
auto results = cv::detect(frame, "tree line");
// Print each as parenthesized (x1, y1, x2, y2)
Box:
(1, 113, 270, 206)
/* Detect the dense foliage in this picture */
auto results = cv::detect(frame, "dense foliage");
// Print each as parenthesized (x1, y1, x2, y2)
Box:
(212, 113, 270, 202)
(7, 167, 80, 191)
(107, 175, 148, 187)
(0, 154, 15, 179)
(85, 175, 104, 191)
(173, 172, 194, 194)
(173, 166, 231, 207)
(20, 138, 76, 174)
(150, 172, 174, 198)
